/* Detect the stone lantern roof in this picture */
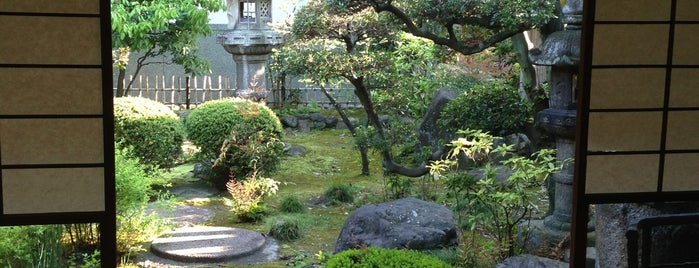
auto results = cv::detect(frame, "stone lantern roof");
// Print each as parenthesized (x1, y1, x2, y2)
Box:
(528, 29, 580, 67)
(217, 0, 283, 54)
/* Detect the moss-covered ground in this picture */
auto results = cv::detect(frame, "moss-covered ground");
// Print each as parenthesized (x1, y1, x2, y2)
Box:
(153, 129, 388, 267)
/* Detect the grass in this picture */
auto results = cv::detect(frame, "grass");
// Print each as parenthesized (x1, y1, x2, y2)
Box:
(139, 129, 385, 267)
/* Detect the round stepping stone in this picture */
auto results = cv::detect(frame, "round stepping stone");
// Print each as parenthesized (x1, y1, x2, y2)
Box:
(151, 226, 266, 263)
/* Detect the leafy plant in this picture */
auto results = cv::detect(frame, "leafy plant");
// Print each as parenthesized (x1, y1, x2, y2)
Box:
(429, 129, 562, 264)
(115, 146, 170, 256)
(327, 247, 452, 267)
(439, 80, 533, 136)
(284, 250, 329, 268)
(0, 225, 64, 267)
(114, 96, 185, 169)
(224, 173, 280, 222)
(67, 249, 101, 268)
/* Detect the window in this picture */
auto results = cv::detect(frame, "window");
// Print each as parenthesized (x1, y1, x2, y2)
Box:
(240, 2, 255, 22)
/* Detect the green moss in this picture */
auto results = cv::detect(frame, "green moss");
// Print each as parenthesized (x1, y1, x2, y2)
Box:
(327, 247, 452, 268)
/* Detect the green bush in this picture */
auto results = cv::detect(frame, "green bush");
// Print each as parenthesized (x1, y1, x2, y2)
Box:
(438, 80, 532, 136)
(266, 214, 304, 241)
(183, 98, 284, 187)
(279, 194, 306, 213)
(114, 97, 185, 169)
(324, 183, 356, 205)
(327, 247, 452, 268)
(115, 147, 169, 255)
(0, 225, 64, 267)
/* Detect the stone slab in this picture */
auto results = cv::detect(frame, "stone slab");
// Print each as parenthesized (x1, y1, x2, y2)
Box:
(151, 226, 266, 263)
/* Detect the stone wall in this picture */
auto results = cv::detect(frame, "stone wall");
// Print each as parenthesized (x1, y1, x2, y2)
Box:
(279, 113, 347, 132)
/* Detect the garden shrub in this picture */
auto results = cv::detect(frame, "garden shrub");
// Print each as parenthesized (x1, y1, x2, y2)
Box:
(279, 194, 306, 214)
(266, 214, 305, 241)
(114, 97, 185, 169)
(0, 225, 64, 267)
(438, 80, 532, 136)
(183, 98, 284, 188)
(327, 247, 452, 268)
(115, 146, 169, 255)
(429, 129, 562, 264)
(324, 183, 357, 205)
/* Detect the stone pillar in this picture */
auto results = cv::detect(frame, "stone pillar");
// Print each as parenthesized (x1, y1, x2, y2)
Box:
(523, 0, 589, 259)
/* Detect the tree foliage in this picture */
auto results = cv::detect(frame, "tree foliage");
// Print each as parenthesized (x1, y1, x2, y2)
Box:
(327, 0, 556, 56)
(281, 0, 554, 177)
(111, 0, 224, 96)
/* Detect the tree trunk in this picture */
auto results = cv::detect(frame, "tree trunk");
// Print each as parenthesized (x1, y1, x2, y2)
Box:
(349, 77, 431, 177)
(320, 84, 370, 175)
(116, 68, 126, 97)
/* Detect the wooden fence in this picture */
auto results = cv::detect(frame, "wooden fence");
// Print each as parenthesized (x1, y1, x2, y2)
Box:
(114, 75, 360, 110)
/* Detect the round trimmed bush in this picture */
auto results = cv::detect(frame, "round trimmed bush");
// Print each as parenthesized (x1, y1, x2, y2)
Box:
(438, 80, 532, 136)
(183, 98, 284, 186)
(327, 247, 452, 268)
(114, 97, 185, 168)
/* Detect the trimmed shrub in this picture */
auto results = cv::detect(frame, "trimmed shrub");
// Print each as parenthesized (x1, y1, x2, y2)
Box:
(184, 98, 284, 187)
(438, 80, 532, 136)
(114, 97, 185, 168)
(327, 247, 452, 268)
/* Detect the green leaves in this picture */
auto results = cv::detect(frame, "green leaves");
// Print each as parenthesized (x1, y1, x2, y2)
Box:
(429, 130, 563, 261)
(111, 0, 224, 76)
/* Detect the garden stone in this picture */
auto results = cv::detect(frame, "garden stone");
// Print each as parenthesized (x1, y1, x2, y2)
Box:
(498, 133, 534, 156)
(192, 162, 211, 179)
(298, 119, 311, 132)
(284, 145, 306, 156)
(496, 254, 567, 268)
(309, 112, 325, 122)
(296, 113, 311, 120)
(378, 115, 389, 126)
(313, 121, 326, 130)
(280, 116, 298, 128)
(336, 117, 358, 130)
(324, 116, 338, 128)
(334, 197, 457, 253)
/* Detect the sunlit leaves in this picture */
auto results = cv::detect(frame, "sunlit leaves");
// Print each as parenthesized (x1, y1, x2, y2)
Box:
(111, 0, 224, 76)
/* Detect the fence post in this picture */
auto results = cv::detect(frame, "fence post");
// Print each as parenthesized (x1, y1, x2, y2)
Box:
(185, 76, 191, 110)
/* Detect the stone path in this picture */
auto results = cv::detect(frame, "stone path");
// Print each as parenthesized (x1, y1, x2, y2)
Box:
(133, 179, 279, 267)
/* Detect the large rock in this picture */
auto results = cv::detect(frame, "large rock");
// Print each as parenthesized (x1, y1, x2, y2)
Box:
(334, 197, 457, 253)
(417, 88, 460, 160)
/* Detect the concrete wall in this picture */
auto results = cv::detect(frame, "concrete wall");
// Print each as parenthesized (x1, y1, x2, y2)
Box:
(113, 24, 237, 88)
(113, 0, 307, 88)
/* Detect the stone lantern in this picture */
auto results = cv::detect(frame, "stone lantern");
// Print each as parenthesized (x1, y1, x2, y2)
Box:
(526, 0, 592, 256)
(217, 0, 283, 96)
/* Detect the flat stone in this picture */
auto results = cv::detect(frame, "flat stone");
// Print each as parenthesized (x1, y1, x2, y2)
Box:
(151, 226, 266, 263)
(169, 181, 219, 200)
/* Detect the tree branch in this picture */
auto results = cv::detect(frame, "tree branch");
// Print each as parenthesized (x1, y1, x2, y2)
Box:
(369, 0, 526, 55)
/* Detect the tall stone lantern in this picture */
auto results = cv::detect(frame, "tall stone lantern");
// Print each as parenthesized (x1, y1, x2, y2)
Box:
(526, 0, 592, 255)
(217, 0, 283, 95)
